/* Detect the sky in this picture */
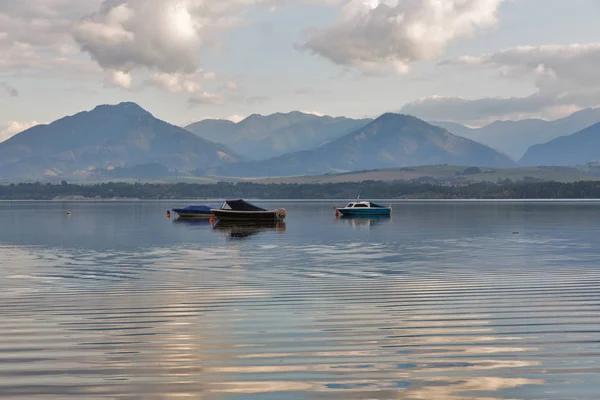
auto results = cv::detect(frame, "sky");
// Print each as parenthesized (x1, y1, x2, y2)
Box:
(2, 0, 600, 142)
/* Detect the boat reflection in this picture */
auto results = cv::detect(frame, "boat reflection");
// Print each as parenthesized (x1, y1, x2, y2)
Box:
(336, 215, 392, 229)
(172, 218, 213, 228)
(212, 220, 286, 240)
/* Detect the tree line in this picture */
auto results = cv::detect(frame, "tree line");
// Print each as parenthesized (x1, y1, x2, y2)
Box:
(2, 180, 600, 200)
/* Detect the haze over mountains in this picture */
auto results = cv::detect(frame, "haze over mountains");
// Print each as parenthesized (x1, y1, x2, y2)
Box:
(3, 102, 600, 182)
(432, 108, 600, 160)
(186, 112, 371, 160)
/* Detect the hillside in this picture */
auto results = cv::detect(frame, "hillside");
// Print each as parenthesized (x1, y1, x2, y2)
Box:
(186, 111, 371, 160)
(433, 108, 600, 159)
(252, 165, 600, 184)
(520, 122, 600, 166)
(216, 113, 516, 177)
(0, 102, 240, 180)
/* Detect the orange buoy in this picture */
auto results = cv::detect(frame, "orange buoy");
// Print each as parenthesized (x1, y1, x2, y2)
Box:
(209, 217, 214, 224)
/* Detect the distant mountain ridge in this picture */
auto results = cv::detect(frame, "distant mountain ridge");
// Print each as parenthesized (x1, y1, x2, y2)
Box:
(432, 108, 600, 160)
(0, 102, 241, 180)
(520, 122, 600, 166)
(186, 111, 372, 160)
(6, 102, 599, 182)
(215, 113, 515, 177)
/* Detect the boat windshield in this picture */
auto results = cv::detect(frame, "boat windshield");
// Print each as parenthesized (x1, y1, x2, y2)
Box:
(223, 199, 267, 212)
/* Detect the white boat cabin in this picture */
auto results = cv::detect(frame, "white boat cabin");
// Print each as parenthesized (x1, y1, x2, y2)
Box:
(343, 201, 375, 209)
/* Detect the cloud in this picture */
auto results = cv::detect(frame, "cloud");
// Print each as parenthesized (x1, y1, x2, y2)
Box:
(302, 0, 505, 74)
(189, 92, 226, 105)
(402, 43, 600, 123)
(71, 0, 295, 96)
(0, 120, 42, 142)
(225, 114, 245, 123)
(0, 2, 102, 78)
(106, 69, 133, 89)
(148, 72, 202, 93)
(72, 1, 202, 76)
(0, 82, 18, 97)
(300, 110, 325, 116)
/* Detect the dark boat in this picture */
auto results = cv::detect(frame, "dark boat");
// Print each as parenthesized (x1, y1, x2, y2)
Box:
(211, 199, 286, 222)
(172, 204, 219, 219)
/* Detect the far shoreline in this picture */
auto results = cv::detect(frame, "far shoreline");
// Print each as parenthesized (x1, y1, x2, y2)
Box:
(2, 180, 600, 201)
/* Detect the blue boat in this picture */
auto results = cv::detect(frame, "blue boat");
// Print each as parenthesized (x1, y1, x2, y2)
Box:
(172, 204, 219, 219)
(335, 201, 392, 217)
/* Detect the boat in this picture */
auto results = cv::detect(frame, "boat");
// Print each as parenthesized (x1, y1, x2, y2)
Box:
(335, 201, 391, 217)
(211, 199, 286, 222)
(172, 204, 219, 219)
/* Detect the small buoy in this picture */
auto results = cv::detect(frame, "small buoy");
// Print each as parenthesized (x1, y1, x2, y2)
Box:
(209, 217, 214, 224)
(335, 209, 340, 218)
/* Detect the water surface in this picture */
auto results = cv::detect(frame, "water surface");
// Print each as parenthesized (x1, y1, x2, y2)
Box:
(1, 201, 600, 399)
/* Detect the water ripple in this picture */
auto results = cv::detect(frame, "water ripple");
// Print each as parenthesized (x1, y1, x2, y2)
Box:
(1, 202, 600, 399)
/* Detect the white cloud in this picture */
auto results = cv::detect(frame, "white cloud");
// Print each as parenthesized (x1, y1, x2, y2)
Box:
(226, 114, 245, 123)
(106, 69, 133, 89)
(72, 1, 202, 76)
(0, 0, 286, 96)
(149, 72, 202, 93)
(0, 121, 43, 142)
(71, 0, 300, 99)
(300, 110, 325, 116)
(189, 91, 226, 105)
(302, 0, 505, 74)
(402, 43, 600, 123)
(0, 1, 101, 78)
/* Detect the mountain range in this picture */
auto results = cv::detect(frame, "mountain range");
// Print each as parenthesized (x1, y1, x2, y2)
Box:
(3, 102, 600, 182)
(520, 122, 600, 166)
(215, 113, 515, 177)
(186, 112, 371, 160)
(0, 102, 240, 180)
(432, 108, 600, 160)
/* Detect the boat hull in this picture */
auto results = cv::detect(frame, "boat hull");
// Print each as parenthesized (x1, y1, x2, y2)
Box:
(212, 209, 285, 222)
(172, 205, 218, 219)
(173, 211, 213, 219)
(336, 207, 391, 217)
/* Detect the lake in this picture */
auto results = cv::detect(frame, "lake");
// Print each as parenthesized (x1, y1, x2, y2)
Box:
(1, 200, 600, 399)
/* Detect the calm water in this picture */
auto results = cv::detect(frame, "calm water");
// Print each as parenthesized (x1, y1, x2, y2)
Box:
(1, 200, 600, 399)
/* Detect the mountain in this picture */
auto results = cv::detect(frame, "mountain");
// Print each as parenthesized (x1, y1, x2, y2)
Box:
(186, 111, 371, 160)
(0, 102, 240, 180)
(432, 108, 600, 160)
(215, 113, 516, 177)
(520, 122, 600, 166)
